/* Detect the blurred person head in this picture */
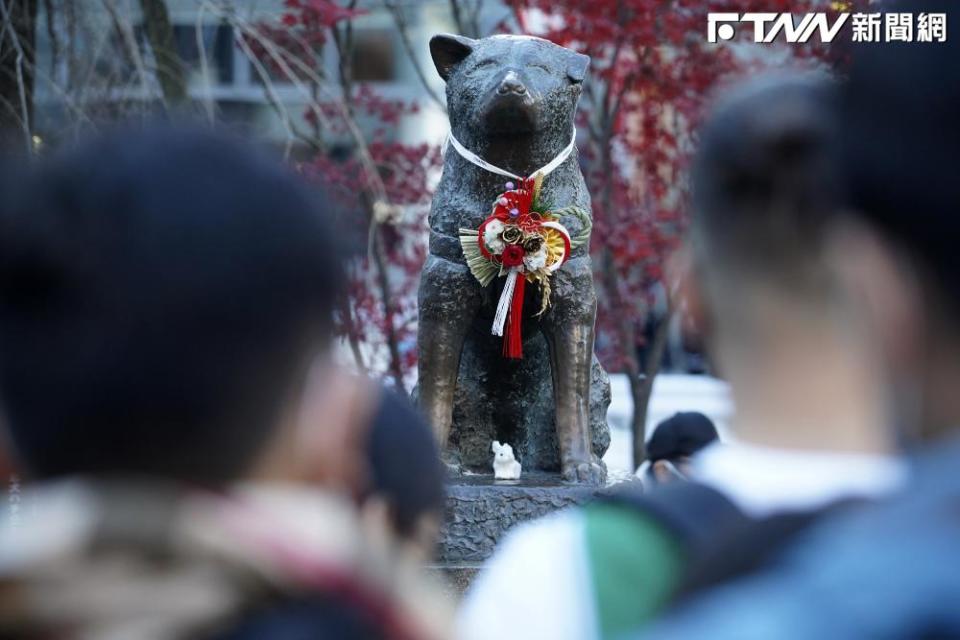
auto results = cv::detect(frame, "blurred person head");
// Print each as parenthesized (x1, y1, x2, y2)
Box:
(643, 412, 719, 485)
(828, 0, 959, 443)
(365, 388, 446, 559)
(279, 368, 446, 558)
(0, 126, 342, 486)
(683, 72, 894, 454)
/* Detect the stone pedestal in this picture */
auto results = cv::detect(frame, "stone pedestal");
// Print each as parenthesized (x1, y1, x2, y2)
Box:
(437, 473, 600, 566)
(434, 473, 640, 593)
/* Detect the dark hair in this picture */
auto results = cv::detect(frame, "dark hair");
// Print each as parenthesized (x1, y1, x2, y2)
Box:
(366, 389, 445, 538)
(646, 412, 719, 464)
(838, 0, 959, 313)
(692, 73, 841, 295)
(0, 126, 343, 484)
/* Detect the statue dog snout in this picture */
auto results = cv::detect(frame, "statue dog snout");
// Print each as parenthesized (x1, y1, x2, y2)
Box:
(497, 71, 527, 95)
(481, 69, 537, 133)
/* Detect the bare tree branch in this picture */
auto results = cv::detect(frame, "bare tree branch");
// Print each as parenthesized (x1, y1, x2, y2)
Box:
(467, 0, 484, 38)
(0, 0, 37, 152)
(0, 90, 26, 130)
(102, 0, 155, 104)
(232, 28, 296, 159)
(138, 0, 186, 107)
(449, 0, 467, 36)
(41, 0, 55, 75)
(64, 0, 76, 90)
(217, 6, 387, 198)
(382, 0, 445, 112)
(194, 4, 216, 123)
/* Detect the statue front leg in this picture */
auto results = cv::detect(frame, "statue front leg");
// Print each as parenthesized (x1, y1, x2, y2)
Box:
(541, 257, 605, 484)
(417, 254, 482, 451)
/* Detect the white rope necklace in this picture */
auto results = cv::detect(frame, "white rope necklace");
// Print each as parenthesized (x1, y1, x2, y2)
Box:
(446, 125, 577, 181)
(447, 126, 578, 342)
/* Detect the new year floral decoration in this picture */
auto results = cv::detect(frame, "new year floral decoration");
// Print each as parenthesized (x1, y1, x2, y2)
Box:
(459, 174, 591, 359)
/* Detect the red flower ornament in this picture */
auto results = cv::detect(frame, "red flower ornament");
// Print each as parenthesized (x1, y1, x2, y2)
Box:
(501, 244, 525, 268)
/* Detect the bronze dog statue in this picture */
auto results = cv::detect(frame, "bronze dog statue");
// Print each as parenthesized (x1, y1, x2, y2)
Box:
(418, 33, 605, 484)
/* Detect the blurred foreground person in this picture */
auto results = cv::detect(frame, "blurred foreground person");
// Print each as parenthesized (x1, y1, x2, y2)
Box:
(638, 412, 719, 487)
(0, 128, 449, 640)
(458, 72, 902, 640)
(298, 372, 446, 563)
(365, 389, 447, 562)
(681, 71, 904, 519)
(642, 3, 960, 638)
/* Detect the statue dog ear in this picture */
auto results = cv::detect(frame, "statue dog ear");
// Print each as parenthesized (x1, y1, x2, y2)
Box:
(492, 440, 502, 453)
(566, 50, 590, 84)
(430, 33, 476, 82)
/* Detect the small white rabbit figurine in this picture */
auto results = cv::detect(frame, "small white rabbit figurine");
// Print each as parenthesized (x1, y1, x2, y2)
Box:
(492, 441, 522, 480)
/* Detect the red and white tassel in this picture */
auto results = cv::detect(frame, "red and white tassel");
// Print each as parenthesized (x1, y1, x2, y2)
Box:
(492, 267, 526, 359)
(492, 268, 518, 337)
(504, 275, 525, 358)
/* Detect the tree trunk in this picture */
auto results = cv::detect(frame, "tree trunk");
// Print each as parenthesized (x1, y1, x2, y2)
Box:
(337, 286, 368, 374)
(372, 225, 407, 392)
(138, 0, 186, 107)
(631, 307, 673, 468)
(450, 0, 487, 39)
(0, 0, 38, 151)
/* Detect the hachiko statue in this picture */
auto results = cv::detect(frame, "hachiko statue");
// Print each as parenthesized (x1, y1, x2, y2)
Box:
(418, 33, 607, 484)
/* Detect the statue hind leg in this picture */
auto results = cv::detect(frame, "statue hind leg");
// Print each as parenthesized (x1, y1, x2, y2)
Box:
(540, 256, 606, 484)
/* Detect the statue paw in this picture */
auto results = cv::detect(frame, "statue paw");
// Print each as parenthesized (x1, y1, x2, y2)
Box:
(441, 451, 462, 477)
(562, 460, 606, 485)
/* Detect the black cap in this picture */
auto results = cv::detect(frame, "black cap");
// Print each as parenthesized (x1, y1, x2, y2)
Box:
(646, 412, 719, 463)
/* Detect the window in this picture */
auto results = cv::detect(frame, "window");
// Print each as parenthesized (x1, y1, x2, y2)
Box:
(350, 30, 395, 82)
(173, 24, 234, 84)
